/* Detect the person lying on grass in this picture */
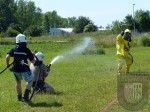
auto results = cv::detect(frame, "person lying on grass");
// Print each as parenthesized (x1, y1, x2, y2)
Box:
(30, 52, 55, 94)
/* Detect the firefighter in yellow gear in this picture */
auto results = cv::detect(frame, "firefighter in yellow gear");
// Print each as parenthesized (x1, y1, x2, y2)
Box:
(116, 29, 133, 74)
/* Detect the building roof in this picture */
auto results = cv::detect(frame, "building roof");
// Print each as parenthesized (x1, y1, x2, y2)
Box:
(57, 28, 73, 33)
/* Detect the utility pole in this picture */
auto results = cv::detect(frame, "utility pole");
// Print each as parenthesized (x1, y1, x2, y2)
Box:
(133, 3, 135, 35)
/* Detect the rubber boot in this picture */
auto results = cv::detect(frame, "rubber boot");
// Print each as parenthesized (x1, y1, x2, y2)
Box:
(17, 95, 22, 101)
(23, 89, 30, 101)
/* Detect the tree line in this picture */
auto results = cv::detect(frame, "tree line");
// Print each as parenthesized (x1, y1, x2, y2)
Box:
(1, 0, 150, 37)
(0, 0, 97, 37)
(107, 9, 150, 33)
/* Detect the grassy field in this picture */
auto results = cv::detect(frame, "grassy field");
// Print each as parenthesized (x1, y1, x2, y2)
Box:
(0, 34, 150, 112)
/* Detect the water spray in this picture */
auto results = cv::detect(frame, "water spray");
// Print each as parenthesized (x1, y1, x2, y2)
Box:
(50, 37, 94, 65)
(50, 55, 64, 65)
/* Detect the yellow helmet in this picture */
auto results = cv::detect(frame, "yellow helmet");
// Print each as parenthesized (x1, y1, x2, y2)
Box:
(124, 29, 131, 34)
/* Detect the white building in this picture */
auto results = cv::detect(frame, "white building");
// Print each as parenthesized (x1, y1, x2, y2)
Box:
(50, 28, 73, 36)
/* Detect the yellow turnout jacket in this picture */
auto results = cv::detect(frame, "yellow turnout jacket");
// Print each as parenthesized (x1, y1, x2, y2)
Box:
(116, 34, 133, 57)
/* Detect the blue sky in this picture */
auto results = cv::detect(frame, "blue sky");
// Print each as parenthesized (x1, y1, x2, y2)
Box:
(31, 0, 150, 27)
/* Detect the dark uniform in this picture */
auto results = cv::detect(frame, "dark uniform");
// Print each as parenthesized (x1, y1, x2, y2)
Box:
(6, 34, 34, 101)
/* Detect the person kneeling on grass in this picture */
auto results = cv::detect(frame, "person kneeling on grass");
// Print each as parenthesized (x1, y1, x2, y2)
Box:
(30, 52, 55, 94)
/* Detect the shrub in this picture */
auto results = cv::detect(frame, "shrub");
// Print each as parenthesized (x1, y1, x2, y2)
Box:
(24, 25, 43, 37)
(5, 27, 20, 37)
(0, 32, 5, 37)
(9, 23, 22, 33)
(82, 48, 105, 55)
(83, 23, 98, 32)
(138, 34, 150, 46)
(96, 48, 105, 55)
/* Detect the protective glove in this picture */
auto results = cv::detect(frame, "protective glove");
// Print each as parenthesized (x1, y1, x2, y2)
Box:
(46, 64, 51, 72)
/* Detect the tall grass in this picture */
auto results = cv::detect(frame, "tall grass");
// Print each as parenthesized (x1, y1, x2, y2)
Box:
(0, 31, 116, 47)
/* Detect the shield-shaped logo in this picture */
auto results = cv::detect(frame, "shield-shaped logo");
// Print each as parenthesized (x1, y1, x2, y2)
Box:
(117, 72, 149, 111)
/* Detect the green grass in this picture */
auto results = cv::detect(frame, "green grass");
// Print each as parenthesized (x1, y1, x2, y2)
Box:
(0, 35, 150, 112)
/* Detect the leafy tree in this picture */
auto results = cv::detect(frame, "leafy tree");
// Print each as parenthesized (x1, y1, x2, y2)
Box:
(134, 9, 150, 31)
(33, 7, 43, 28)
(15, 0, 27, 32)
(43, 14, 50, 34)
(16, 0, 42, 34)
(44, 10, 70, 30)
(61, 18, 69, 28)
(5, 27, 20, 37)
(68, 17, 77, 28)
(83, 23, 98, 32)
(24, 25, 42, 37)
(123, 15, 133, 29)
(9, 23, 22, 32)
(46, 11, 58, 28)
(0, 0, 16, 32)
(105, 24, 111, 30)
(110, 9, 150, 33)
(110, 20, 126, 33)
(73, 16, 91, 33)
(26, 1, 36, 24)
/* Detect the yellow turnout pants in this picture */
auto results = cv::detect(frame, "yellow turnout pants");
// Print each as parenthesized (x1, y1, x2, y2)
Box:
(117, 53, 133, 73)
